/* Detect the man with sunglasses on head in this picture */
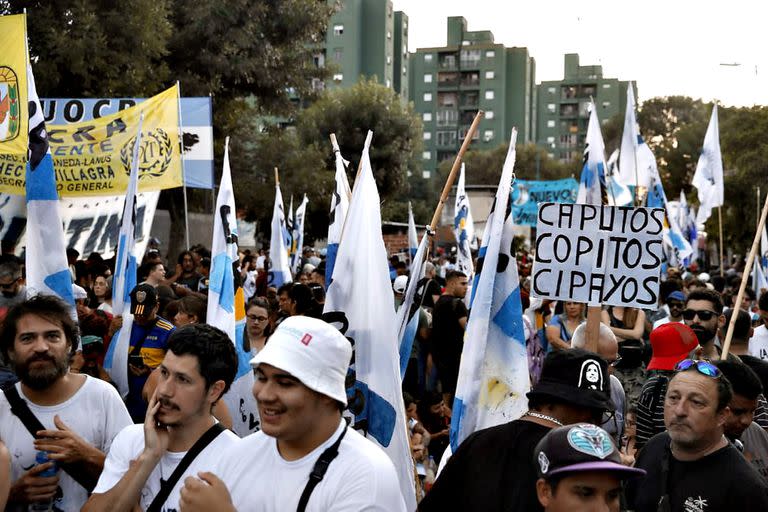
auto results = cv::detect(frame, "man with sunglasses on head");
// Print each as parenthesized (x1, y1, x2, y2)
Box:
(683, 288, 725, 360)
(627, 359, 768, 511)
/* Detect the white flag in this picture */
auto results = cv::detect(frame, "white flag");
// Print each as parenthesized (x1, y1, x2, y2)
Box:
(396, 231, 430, 380)
(207, 138, 259, 436)
(291, 194, 309, 275)
(451, 129, 530, 450)
(112, 115, 143, 314)
(454, 163, 475, 279)
(619, 82, 651, 191)
(577, 102, 606, 206)
(693, 105, 724, 225)
(268, 181, 292, 287)
(326, 137, 352, 286)
(407, 201, 418, 261)
(605, 149, 633, 206)
(324, 131, 416, 510)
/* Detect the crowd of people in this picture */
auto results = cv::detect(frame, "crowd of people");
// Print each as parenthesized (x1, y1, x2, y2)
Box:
(0, 237, 766, 510)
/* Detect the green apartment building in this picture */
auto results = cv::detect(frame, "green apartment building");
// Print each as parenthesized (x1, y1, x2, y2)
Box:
(409, 17, 536, 178)
(321, 0, 408, 96)
(537, 54, 634, 163)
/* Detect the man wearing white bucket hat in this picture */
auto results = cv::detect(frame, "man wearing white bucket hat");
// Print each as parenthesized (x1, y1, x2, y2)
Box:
(179, 316, 406, 512)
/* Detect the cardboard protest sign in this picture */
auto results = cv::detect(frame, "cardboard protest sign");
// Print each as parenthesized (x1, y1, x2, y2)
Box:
(531, 202, 664, 308)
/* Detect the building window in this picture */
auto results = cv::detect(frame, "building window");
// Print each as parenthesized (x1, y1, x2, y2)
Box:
(333, 73, 343, 82)
(485, 110, 494, 119)
(333, 24, 344, 35)
(424, 53, 433, 63)
(437, 130, 458, 146)
(547, 152, 555, 159)
(403, 66, 407, 75)
(547, 120, 556, 128)
(460, 49, 481, 67)
(423, 93, 433, 101)
(547, 103, 556, 113)
(483, 130, 494, 141)
(386, 79, 391, 88)
(333, 48, 343, 62)
(485, 90, 495, 100)
(387, 30, 392, 39)
(423, 132, 432, 140)
(387, 55, 391, 64)
(547, 136, 555, 143)
(485, 70, 495, 80)
(424, 73, 433, 83)
(485, 50, 495, 58)
(548, 86, 556, 94)
(313, 52, 325, 68)
(423, 170, 431, 179)
(423, 112, 432, 122)
(603, 83, 611, 89)
(602, 101, 611, 107)
(436, 109, 459, 126)
(423, 151, 431, 160)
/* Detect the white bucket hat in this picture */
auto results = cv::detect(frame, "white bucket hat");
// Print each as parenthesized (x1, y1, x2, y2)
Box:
(250, 316, 351, 405)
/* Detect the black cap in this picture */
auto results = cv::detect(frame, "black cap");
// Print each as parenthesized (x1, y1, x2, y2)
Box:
(130, 283, 157, 316)
(526, 348, 613, 412)
(534, 424, 645, 479)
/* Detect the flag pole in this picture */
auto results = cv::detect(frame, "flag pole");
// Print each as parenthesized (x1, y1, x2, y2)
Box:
(722, 192, 768, 358)
(718, 206, 724, 276)
(429, 111, 484, 231)
(274, 167, 279, 187)
(176, 81, 190, 249)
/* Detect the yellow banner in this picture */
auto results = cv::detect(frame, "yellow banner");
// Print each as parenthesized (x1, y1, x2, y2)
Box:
(0, 14, 29, 156)
(0, 84, 181, 196)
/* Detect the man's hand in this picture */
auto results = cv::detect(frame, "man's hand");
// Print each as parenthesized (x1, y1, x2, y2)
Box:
(180, 472, 235, 512)
(143, 391, 170, 460)
(128, 363, 150, 377)
(34, 415, 101, 465)
(8, 462, 59, 504)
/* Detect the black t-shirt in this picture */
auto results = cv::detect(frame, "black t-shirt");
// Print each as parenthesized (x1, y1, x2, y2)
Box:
(430, 295, 468, 362)
(740, 354, 768, 395)
(419, 420, 550, 512)
(415, 278, 442, 309)
(627, 432, 768, 511)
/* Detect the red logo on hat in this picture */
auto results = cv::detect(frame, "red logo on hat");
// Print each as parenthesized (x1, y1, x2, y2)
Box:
(300, 333, 313, 346)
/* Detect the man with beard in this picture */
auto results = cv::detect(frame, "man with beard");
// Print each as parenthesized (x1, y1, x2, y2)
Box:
(84, 324, 239, 512)
(683, 288, 725, 359)
(652, 290, 686, 329)
(0, 295, 132, 511)
(0, 259, 26, 310)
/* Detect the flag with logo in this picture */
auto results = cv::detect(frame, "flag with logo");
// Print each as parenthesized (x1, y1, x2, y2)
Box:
(326, 136, 352, 287)
(111, 115, 143, 315)
(618, 82, 652, 193)
(268, 179, 292, 287)
(208, 138, 259, 436)
(577, 102, 607, 206)
(451, 129, 530, 450)
(454, 163, 475, 289)
(693, 105, 724, 226)
(407, 201, 418, 261)
(324, 131, 416, 509)
(396, 231, 429, 380)
(0, 13, 28, 156)
(605, 148, 633, 206)
(291, 194, 308, 275)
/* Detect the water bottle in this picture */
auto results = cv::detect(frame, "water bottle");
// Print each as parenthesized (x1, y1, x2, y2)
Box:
(29, 451, 58, 512)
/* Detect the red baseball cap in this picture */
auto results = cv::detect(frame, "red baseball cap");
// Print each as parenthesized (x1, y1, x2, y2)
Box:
(647, 323, 699, 371)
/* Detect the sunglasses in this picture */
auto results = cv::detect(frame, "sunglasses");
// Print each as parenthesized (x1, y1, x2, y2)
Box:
(682, 309, 717, 321)
(674, 359, 722, 378)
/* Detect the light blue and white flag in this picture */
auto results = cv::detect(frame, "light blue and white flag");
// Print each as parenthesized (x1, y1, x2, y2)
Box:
(268, 178, 292, 287)
(693, 105, 724, 226)
(208, 138, 259, 437)
(326, 136, 352, 286)
(450, 129, 530, 451)
(324, 131, 416, 510)
(112, 115, 143, 315)
(287, 195, 295, 263)
(23, 60, 74, 307)
(577, 102, 607, 206)
(407, 201, 418, 261)
(396, 230, 430, 380)
(291, 194, 308, 275)
(454, 163, 475, 280)
(618, 82, 652, 192)
(605, 149, 633, 206)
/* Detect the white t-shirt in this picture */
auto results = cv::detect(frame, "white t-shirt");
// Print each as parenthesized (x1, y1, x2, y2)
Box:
(749, 324, 768, 360)
(653, 317, 684, 330)
(208, 419, 406, 511)
(93, 423, 239, 512)
(255, 255, 266, 270)
(0, 376, 132, 512)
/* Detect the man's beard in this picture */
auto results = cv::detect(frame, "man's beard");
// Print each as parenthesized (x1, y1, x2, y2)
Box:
(13, 353, 69, 390)
(691, 324, 717, 345)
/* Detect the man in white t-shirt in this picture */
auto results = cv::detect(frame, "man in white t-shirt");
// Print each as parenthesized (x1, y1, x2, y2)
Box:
(749, 291, 768, 360)
(0, 295, 132, 511)
(179, 316, 406, 512)
(84, 324, 239, 512)
(652, 290, 686, 329)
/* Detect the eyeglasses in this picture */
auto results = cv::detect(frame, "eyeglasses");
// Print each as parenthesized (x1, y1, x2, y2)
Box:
(682, 309, 717, 321)
(247, 315, 268, 322)
(674, 359, 722, 378)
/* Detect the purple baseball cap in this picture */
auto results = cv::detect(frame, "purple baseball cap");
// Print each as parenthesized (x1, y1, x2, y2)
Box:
(534, 424, 646, 480)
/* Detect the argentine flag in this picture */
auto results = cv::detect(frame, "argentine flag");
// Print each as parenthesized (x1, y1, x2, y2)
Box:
(326, 135, 352, 287)
(619, 82, 652, 192)
(577, 102, 607, 206)
(693, 105, 724, 226)
(24, 60, 73, 306)
(407, 201, 418, 261)
(324, 131, 416, 510)
(268, 175, 292, 287)
(207, 138, 259, 436)
(397, 230, 430, 380)
(451, 129, 530, 451)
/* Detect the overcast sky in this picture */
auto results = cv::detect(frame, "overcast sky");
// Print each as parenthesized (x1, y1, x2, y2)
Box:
(392, 0, 767, 107)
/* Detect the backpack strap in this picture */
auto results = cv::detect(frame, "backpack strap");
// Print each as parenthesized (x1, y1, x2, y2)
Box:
(296, 425, 348, 512)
